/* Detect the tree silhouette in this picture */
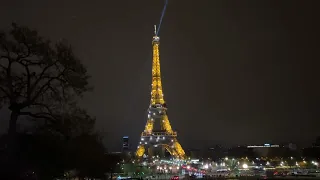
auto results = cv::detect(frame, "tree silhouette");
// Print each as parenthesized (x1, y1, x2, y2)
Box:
(0, 24, 90, 137)
(0, 23, 92, 177)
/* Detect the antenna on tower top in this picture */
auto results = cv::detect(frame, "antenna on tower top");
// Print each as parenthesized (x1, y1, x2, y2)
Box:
(154, 25, 157, 36)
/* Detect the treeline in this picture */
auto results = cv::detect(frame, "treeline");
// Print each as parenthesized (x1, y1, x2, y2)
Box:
(0, 129, 119, 179)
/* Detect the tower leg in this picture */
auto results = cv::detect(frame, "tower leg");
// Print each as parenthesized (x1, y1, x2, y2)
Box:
(136, 145, 145, 159)
(172, 140, 186, 159)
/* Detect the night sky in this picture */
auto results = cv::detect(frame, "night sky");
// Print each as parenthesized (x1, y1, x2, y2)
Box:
(0, 0, 319, 150)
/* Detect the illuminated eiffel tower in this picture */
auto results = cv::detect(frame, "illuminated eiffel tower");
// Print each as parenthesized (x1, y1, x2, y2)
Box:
(135, 26, 185, 160)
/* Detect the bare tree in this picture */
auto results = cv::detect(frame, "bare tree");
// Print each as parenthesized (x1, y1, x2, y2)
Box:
(0, 23, 91, 144)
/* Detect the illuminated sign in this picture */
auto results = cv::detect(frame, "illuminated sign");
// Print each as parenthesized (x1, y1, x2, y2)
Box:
(247, 144, 279, 148)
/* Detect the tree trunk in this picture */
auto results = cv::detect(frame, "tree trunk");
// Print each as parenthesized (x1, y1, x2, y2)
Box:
(9, 110, 18, 141)
(4, 110, 19, 177)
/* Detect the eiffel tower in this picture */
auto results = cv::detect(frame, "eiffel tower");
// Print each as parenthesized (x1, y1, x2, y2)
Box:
(135, 26, 186, 160)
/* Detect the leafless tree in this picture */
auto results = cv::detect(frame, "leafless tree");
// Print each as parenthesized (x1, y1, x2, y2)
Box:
(0, 23, 92, 143)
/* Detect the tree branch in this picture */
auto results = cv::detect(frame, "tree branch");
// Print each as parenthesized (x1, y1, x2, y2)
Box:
(6, 61, 14, 102)
(0, 86, 10, 97)
(28, 60, 58, 97)
(30, 69, 66, 104)
(32, 102, 54, 115)
(1, 44, 14, 99)
(2, 44, 11, 60)
(0, 64, 7, 70)
(16, 60, 31, 97)
(19, 111, 56, 121)
(17, 41, 31, 59)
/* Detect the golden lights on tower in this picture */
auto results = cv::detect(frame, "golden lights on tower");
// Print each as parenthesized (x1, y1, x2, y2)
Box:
(135, 26, 185, 160)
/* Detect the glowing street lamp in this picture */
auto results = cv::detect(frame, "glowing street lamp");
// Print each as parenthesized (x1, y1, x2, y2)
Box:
(242, 163, 248, 169)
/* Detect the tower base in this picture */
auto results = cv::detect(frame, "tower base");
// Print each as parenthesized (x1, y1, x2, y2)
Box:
(136, 131, 185, 160)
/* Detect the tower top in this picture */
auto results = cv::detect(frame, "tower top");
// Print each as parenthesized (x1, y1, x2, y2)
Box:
(152, 25, 160, 43)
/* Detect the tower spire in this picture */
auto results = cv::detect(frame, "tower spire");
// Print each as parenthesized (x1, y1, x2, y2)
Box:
(151, 26, 163, 105)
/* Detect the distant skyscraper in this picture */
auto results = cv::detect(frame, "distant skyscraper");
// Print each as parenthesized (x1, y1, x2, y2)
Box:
(122, 136, 129, 150)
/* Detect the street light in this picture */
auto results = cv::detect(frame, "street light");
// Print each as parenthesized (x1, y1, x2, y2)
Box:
(242, 164, 248, 169)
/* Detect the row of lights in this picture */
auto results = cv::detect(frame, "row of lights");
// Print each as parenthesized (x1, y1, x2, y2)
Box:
(156, 166, 178, 170)
(223, 157, 319, 167)
(141, 137, 166, 141)
(139, 137, 175, 148)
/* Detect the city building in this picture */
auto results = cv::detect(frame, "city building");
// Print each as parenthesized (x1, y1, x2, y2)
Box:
(122, 136, 130, 151)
